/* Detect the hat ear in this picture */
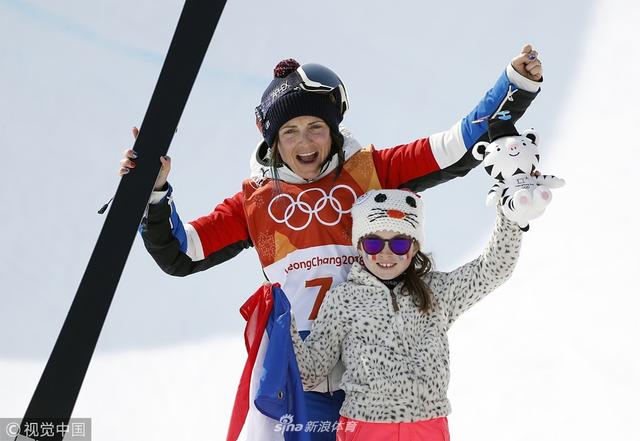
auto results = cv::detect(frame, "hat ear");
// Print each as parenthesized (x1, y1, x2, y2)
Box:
(472, 141, 490, 161)
(522, 128, 540, 145)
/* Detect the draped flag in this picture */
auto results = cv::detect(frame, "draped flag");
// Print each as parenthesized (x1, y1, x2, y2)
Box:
(227, 284, 310, 441)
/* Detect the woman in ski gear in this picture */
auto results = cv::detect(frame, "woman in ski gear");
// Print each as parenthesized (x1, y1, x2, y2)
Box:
(118, 45, 542, 441)
(290, 189, 523, 440)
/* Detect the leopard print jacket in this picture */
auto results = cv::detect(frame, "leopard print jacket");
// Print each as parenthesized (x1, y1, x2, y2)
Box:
(291, 210, 522, 422)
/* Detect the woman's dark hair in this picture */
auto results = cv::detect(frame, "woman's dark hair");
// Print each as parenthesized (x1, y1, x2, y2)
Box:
(330, 129, 346, 180)
(402, 250, 435, 314)
(269, 126, 345, 194)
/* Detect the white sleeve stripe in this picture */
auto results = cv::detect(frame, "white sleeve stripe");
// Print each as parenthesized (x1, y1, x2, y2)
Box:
(428, 120, 468, 169)
(506, 63, 541, 93)
(148, 188, 169, 204)
(184, 223, 205, 262)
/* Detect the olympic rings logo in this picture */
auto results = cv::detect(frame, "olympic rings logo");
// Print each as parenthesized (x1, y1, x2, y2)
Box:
(268, 185, 358, 231)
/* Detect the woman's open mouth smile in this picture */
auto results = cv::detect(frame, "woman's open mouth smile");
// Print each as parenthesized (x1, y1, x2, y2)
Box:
(296, 151, 319, 164)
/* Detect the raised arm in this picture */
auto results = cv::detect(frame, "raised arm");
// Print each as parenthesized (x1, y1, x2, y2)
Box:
(373, 46, 542, 192)
(140, 184, 252, 276)
(120, 128, 252, 276)
(290, 288, 347, 389)
(431, 209, 523, 328)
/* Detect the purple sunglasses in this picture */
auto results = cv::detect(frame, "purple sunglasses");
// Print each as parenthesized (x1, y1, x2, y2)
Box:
(360, 235, 414, 256)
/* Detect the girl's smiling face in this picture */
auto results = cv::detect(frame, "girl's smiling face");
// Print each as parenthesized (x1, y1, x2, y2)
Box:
(358, 230, 418, 280)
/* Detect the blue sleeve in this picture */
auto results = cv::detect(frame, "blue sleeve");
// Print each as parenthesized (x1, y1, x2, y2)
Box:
(138, 184, 188, 253)
(460, 69, 534, 149)
(400, 68, 539, 191)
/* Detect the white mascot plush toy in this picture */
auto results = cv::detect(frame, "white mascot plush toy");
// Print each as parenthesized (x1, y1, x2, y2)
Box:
(472, 118, 565, 231)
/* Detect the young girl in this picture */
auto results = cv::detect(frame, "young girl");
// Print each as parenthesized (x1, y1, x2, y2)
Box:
(290, 189, 523, 440)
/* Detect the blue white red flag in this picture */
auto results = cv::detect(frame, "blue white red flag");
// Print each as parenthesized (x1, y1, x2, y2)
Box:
(227, 284, 310, 441)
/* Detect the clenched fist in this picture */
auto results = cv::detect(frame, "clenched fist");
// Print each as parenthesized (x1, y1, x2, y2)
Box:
(511, 44, 543, 82)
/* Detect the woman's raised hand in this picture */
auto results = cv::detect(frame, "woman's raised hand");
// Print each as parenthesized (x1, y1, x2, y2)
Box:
(511, 44, 543, 82)
(118, 127, 172, 191)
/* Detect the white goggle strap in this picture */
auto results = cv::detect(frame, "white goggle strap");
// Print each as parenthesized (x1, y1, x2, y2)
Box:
(297, 67, 335, 92)
(296, 67, 349, 115)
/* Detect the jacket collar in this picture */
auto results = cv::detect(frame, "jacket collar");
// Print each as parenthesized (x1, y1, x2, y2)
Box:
(348, 261, 396, 292)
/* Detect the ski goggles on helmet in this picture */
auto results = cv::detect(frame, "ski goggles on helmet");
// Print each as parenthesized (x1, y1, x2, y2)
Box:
(360, 235, 415, 256)
(296, 63, 349, 114)
(255, 63, 349, 130)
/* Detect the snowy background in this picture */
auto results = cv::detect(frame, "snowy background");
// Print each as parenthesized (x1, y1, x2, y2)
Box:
(1, 0, 639, 439)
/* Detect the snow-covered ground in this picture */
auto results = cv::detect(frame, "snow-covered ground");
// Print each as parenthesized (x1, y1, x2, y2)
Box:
(2, 0, 638, 439)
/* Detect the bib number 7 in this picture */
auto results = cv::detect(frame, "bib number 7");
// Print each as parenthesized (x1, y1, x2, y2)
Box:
(305, 277, 333, 320)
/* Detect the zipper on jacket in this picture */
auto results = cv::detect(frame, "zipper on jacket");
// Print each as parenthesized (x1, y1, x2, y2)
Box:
(491, 84, 517, 119)
(390, 291, 399, 312)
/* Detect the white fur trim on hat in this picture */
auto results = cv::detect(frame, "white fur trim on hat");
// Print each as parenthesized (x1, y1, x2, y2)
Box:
(350, 189, 424, 249)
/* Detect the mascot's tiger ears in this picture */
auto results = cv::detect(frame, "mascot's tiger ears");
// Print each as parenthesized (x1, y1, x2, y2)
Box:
(472, 120, 541, 180)
(474, 129, 539, 161)
(471, 118, 565, 231)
